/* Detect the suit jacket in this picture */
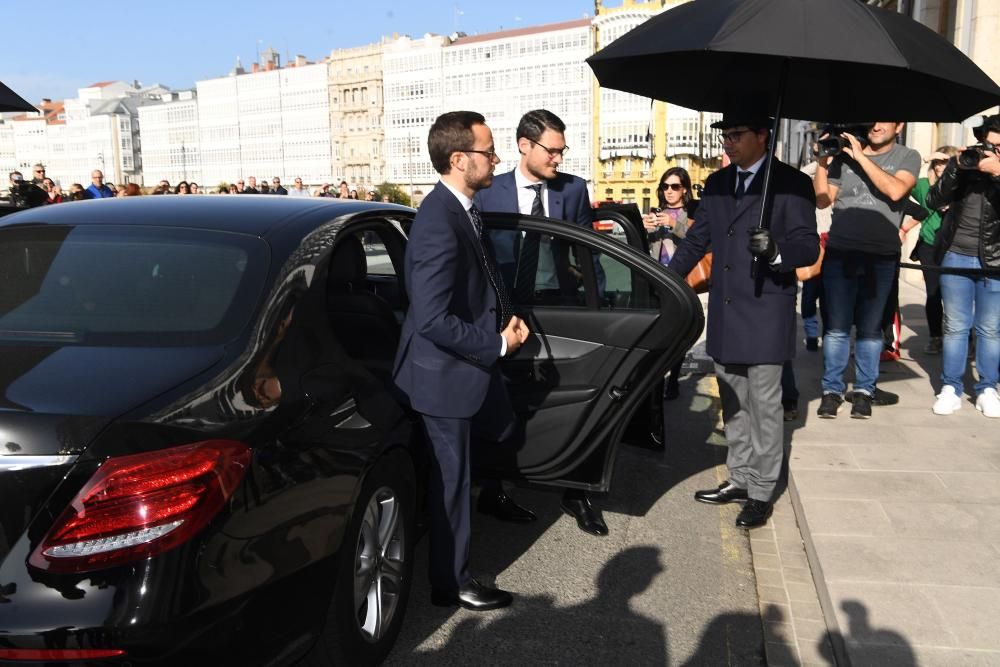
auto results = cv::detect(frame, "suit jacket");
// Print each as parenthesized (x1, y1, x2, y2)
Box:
(392, 183, 506, 419)
(474, 170, 593, 279)
(669, 159, 818, 365)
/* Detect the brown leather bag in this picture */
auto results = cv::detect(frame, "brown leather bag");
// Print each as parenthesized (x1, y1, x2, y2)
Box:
(685, 253, 713, 293)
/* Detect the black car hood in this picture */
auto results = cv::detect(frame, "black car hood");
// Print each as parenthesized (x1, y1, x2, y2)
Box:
(1, 344, 226, 428)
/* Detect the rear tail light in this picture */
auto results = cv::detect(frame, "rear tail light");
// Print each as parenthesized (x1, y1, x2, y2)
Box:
(29, 440, 250, 574)
(0, 648, 125, 660)
(593, 220, 615, 233)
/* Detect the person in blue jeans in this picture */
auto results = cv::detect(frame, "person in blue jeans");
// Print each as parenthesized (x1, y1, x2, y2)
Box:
(812, 122, 920, 419)
(925, 115, 1000, 419)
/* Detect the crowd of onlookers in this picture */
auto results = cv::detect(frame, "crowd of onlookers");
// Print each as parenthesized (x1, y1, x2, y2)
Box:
(4, 163, 395, 207)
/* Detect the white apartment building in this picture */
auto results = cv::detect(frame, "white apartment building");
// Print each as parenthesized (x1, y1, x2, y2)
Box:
(138, 90, 201, 187)
(383, 34, 451, 202)
(329, 42, 386, 191)
(443, 19, 594, 182)
(196, 53, 332, 187)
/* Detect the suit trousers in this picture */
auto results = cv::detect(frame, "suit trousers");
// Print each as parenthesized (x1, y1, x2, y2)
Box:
(418, 372, 515, 591)
(714, 362, 784, 502)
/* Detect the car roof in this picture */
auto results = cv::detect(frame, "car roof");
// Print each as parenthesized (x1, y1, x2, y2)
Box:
(0, 196, 414, 238)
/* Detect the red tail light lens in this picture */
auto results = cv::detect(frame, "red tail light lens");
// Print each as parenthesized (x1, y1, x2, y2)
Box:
(593, 220, 615, 232)
(0, 648, 125, 660)
(29, 440, 250, 574)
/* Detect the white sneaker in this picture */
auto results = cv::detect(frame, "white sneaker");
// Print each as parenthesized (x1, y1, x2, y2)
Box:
(932, 385, 962, 415)
(976, 388, 1000, 418)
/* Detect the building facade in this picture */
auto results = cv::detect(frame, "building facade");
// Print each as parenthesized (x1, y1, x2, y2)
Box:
(329, 42, 386, 192)
(138, 90, 201, 187)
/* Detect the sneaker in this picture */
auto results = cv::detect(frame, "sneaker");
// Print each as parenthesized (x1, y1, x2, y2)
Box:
(976, 388, 1000, 419)
(817, 393, 844, 418)
(932, 385, 962, 415)
(806, 337, 819, 352)
(924, 337, 942, 355)
(851, 392, 872, 419)
(850, 388, 900, 406)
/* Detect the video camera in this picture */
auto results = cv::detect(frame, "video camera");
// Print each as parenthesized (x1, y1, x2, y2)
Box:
(957, 115, 1000, 170)
(813, 123, 874, 158)
(7, 176, 49, 208)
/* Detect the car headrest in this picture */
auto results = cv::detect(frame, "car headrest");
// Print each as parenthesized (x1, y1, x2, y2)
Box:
(327, 235, 367, 293)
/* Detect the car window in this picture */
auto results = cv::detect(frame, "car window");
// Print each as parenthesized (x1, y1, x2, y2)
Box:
(360, 230, 394, 276)
(504, 229, 658, 311)
(0, 225, 268, 346)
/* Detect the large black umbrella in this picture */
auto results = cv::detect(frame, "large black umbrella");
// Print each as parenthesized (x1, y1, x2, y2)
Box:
(587, 0, 1000, 123)
(0, 81, 34, 113)
(587, 0, 1000, 278)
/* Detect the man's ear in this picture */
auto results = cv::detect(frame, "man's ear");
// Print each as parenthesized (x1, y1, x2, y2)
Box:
(517, 136, 531, 156)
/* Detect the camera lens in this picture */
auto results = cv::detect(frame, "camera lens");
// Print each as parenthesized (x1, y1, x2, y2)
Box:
(814, 136, 845, 158)
(957, 147, 983, 170)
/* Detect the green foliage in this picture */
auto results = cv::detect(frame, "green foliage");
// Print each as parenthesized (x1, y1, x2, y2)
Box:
(375, 183, 412, 207)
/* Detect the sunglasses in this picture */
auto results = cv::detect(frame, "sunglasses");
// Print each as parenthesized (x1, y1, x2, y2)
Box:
(660, 183, 684, 191)
(719, 129, 753, 144)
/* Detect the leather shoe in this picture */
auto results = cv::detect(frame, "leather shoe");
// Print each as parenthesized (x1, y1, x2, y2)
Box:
(735, 499, 773, 528)
(561, 494, 609, 536)
(694, 481, 748, 505)
(477, 490, 537, 523)
(431, 578, 512, 611)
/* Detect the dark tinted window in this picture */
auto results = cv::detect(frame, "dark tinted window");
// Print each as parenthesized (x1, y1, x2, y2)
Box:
(0, 225, 268, 346)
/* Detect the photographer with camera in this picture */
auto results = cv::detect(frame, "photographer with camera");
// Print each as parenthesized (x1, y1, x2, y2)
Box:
(925, 115, 1000, 419)
(6, 171, 50, 209)
(813, 122, 920, 419)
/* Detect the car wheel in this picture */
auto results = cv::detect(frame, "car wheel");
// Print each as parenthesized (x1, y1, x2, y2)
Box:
(301, 449, 415, 666)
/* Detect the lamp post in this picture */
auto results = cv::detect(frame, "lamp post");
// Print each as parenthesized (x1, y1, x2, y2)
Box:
(407, 133, 415, 205)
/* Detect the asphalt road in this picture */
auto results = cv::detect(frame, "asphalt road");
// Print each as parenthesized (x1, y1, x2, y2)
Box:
(384, 375, 765, 666)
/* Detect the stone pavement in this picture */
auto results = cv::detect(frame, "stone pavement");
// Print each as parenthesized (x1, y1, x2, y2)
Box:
(768, 277, 1000, 666)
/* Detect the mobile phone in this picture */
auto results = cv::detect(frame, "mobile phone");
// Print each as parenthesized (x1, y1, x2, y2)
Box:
(649, 207, 661, 214)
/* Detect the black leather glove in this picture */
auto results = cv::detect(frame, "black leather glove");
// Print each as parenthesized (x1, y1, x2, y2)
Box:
(748, 228, 778, 263)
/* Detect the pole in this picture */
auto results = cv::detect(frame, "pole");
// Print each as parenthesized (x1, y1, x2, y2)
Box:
(407, 133, 415, 205)
(751, 58, 789, 282)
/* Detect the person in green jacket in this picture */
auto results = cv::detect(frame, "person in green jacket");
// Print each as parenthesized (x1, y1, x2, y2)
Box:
(912, 146, 960, 354)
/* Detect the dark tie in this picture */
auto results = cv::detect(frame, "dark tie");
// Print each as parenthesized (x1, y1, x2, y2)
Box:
(514, 184, 545, 303)
(735, 170, 751, 200)
(469, 204, 513, 332)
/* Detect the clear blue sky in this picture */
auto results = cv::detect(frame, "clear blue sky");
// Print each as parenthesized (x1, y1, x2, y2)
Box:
(3, 1, 597, 104)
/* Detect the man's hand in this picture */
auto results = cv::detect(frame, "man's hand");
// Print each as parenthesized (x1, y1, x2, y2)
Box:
(978, 151, 1000, 177)
(839, 132, 864, 162)
(748, 228, 779, 263)
(812, 133, 832, 168)
(502, 315, 530, 354)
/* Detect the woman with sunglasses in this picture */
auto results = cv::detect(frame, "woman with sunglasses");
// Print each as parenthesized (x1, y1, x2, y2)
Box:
(645, 167, 699, 405)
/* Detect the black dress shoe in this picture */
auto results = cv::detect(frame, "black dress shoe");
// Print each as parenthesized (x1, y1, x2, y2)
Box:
(694, 481, 749, 505)
(560, 493, 609, 536)
(431, 578, 512, 611)
(477, 491, 537, 523)
(735, 499, 773, 528)
(782, 401, 799, 422)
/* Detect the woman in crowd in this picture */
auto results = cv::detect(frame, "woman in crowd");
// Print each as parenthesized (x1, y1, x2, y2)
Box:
(68, 183, 87, 201)
(123, 183, 142, 196)
(42, 178, 63, 203)
(912, 146, 960, 354)
(189, 182, 200, 195)
(175, 181, 190, 195)
(644, 167, 699, 400)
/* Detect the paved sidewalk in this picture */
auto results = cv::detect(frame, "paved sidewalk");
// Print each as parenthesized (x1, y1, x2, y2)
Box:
(783, 278, 1000, 666)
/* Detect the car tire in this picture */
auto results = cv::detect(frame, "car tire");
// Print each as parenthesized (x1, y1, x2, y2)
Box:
(301, 448, 415, 666)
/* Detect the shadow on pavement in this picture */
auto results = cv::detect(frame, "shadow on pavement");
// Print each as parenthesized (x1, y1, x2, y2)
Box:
(819, 599, 918, 667)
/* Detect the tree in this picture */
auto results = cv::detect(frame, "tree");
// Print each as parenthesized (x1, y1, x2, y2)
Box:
(375, 183, 411, 207)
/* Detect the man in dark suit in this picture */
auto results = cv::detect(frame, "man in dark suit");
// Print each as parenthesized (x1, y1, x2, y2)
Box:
(393, 111, 530, 610)
(668, 101, 818, 528)
(474, 109, 609, 537)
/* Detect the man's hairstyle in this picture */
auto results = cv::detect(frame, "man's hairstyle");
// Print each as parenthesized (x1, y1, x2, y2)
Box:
(516, 109, 566, 143)
(428, 110, 485, 175)
(974, 114, 1000, 140)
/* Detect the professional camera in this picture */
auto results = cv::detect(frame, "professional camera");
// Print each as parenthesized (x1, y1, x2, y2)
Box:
(956, 140, 998, 170)
(7, 177, 49, 208)
(813, 123, 874, 158)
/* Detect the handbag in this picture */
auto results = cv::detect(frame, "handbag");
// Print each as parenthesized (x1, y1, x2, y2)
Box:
(685, 252, 713, 293)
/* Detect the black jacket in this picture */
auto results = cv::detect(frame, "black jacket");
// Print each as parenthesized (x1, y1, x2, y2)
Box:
(926, 158, 1000, 269)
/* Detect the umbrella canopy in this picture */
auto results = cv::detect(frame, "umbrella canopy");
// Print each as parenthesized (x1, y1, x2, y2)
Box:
(0, 80, 34, 113)
(587, 0, 1000, 123)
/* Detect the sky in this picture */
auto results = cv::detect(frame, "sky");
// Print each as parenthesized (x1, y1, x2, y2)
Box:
(3, 1, 598, 104)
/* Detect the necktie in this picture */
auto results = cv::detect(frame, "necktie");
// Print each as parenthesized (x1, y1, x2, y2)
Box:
(469, 204, 513, 332)
(514, 184, 545, 304)
(735, 170, 751, 200)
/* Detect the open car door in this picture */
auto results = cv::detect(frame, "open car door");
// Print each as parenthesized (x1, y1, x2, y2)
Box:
(475, 210, 704, 492)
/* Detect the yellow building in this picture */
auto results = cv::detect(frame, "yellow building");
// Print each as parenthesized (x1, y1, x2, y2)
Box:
(592, 0, 722, 211)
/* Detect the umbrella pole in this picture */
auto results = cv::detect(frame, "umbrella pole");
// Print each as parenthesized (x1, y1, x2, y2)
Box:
(752, 59, 790, 282)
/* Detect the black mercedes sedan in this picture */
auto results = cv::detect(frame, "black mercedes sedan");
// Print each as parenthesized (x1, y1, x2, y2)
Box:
(0, 196, 702, 665)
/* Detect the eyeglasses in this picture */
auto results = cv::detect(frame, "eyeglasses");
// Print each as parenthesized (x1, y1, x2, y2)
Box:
(465, 148, 498, 160)
(660, 182, 684, 191)
(34, 169, 45, 174)
(530, 139, 569, 158)
(719, 129, 752, 145)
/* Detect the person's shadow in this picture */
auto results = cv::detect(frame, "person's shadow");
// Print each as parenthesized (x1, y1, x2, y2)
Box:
(385, 546, 668, 665)
(820, 599, 917, 666)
